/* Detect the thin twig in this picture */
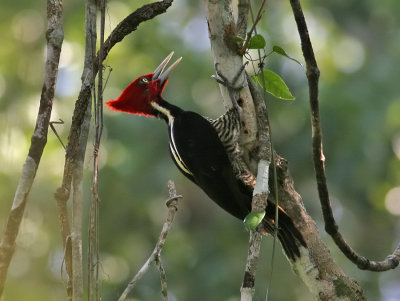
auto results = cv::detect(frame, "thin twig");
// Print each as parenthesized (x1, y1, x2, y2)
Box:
(240, 0, 266, 55)
(288, 0, 400, 271)
(101, 0, 174, 65)
(87, 0, 97, 297)
(102, 66, 113, 93)
(50, 119, 66, 150)
(155, 255, 168, 301)
(88, 0, 105, 299)
(118, 181, 182, 301)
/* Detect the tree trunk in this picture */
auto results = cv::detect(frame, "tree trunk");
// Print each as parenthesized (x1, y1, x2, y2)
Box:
(206, 0, 366, 299)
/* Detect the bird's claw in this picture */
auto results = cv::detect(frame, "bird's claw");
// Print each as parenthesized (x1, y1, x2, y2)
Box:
(212, 62, 248, 111)
(212, 62, 248, 90)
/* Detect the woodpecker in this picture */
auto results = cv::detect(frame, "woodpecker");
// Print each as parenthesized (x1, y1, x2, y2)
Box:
(106, 52, 306, 260)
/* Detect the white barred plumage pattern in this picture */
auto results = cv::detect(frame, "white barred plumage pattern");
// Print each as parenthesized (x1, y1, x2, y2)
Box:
(208, 108, 241, 155)
(208, 108, 257, 189)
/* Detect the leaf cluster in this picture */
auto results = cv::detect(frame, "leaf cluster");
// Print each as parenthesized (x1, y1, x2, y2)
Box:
(236, 34, 299, 101)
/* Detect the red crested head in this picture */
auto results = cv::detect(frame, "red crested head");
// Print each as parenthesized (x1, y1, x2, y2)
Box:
(106, 73, 165, 117)
(106, 52, 182, 117)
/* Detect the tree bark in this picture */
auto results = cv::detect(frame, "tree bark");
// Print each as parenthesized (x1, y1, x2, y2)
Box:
(275, 155, 365, 300)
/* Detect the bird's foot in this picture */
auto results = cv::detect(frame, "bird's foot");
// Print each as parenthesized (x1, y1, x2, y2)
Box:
(211, 62, 248, 110)
(211, 62, 248, 90)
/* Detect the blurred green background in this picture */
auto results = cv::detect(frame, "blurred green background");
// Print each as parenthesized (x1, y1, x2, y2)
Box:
(1, 0, 400, 300)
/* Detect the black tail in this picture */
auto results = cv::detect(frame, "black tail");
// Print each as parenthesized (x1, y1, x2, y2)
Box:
(262, 202, 306, 261)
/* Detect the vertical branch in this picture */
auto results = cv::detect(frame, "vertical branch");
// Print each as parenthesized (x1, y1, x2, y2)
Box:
(241, 74, 279, 301)
(246, 2, 282, 297)
(72, 0, 97, 299)
(155, 256, 168, 301)
(240, 75, 273, 300)
(71, 108, 89, 300)
(86, 0, 98, 299)
(240, 231, 262, 301)
(54, 0, 97, 299)
(0, 0, 64, 297)
(75, 1, 97, 300)
(240, 74, 275, 300)
(89, 0, 105, 299)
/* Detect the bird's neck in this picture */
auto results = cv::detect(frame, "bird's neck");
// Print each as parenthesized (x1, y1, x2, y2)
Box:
(151, 99, 183, 124)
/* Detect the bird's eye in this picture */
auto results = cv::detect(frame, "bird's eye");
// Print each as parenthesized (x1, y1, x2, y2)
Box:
(139, 77, 149, 86)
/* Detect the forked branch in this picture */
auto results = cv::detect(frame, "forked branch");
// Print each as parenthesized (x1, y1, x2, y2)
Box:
(118, 181, 182, 301)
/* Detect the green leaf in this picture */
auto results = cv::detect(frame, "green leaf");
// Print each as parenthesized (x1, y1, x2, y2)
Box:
(272, 45, 303, 66)
(234, 36, 245, 43)
(248, 34, 266, 49)
(272, 45, 287, 56)
(256, 69, 295, 100)
(244, 210, 266, 231)
(251, 75, 258, 85)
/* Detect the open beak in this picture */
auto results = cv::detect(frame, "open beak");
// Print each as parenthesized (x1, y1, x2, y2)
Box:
(152, 51, 182, 85)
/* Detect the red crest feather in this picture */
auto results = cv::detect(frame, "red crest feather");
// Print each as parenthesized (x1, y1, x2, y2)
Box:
(106, 73, 163, 117)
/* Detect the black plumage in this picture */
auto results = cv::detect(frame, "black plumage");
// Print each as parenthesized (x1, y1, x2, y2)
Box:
(106, 52, 306, 260)
(156, 99, 306, 260)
